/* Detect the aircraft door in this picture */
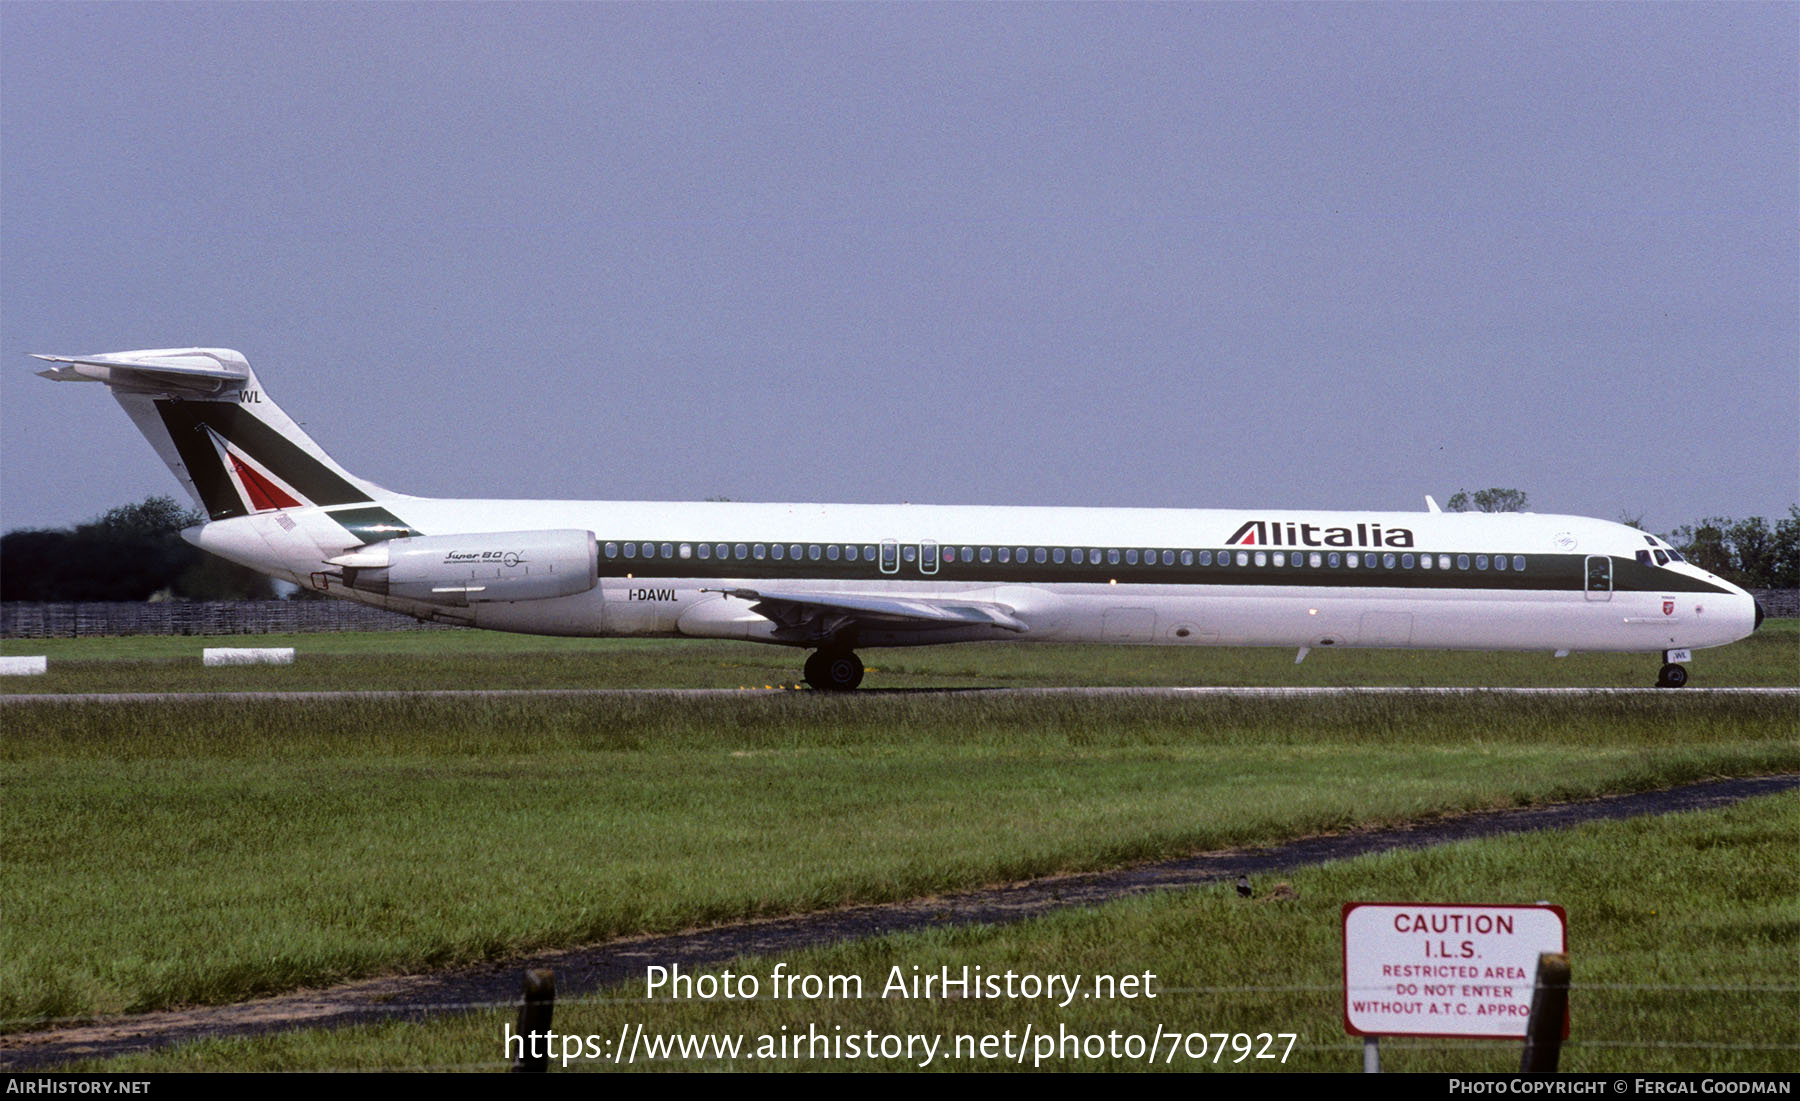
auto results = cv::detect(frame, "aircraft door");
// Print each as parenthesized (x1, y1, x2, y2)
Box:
(1584, 555, 1613, 602)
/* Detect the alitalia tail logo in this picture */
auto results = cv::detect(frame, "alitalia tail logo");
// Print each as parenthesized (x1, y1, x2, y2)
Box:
(1226, 520, 1414, 548)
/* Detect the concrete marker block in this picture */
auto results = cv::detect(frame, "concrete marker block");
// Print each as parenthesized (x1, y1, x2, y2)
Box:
(202, 647, 296, 666)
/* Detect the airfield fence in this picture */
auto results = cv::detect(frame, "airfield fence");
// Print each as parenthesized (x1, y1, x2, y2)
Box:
(4, 590, 1798, 639)
(0, 600, 453, 638)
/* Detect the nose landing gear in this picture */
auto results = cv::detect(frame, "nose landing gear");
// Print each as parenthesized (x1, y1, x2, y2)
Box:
(1656, 648, 1691, 688)
(804, 649, 865, 691)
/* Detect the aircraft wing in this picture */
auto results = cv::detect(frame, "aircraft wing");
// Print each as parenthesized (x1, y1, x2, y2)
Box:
(704, 586, 1028, 643)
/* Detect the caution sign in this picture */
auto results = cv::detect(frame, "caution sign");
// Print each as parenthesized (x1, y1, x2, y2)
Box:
(1342, 902, 1567, 1039)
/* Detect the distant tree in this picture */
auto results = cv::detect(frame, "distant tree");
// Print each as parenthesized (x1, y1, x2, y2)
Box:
(1726, 517, 1778, 589)
(1774, 507, 1800, 589)
(1667, 517, 1736, 579)
(87, 496, 201, 540)
(1446, 488, 1530, 513)
(1666, 508, 1800, 589)
(1, 494, 274, 601)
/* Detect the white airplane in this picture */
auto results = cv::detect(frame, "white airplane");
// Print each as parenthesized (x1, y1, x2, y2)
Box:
(34, 348, 1763, 689)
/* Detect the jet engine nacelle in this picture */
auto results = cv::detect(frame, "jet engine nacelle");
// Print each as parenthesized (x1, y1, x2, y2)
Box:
(331, 529, 598, 607)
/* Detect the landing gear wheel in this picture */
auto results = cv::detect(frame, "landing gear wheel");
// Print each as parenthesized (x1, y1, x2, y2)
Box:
(1656, 663, 1689, 689)
(804, 650, 865, 691)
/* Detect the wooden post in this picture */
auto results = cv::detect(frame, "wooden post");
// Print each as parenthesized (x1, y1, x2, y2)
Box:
(1520, 952, 1570, 1072)
(510, 968, 556, 1073)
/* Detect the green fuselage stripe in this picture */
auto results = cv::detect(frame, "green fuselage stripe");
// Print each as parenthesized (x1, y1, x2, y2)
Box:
(595, 543, 1730, 596)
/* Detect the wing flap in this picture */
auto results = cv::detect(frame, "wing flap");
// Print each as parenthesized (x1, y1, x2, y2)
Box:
(705, 587, 1028, 637)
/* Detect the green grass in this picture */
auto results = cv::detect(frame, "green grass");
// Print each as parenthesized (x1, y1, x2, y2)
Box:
(3, 617, 1796, 691)
(4, 689, 1795, 1028)
(70, 792, 1800, 1073)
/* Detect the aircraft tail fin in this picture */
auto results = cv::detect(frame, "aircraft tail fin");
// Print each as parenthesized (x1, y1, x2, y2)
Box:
(33, 348, 397, 522)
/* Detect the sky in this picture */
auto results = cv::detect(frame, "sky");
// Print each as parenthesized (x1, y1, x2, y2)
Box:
(3, 2, 1796, 538)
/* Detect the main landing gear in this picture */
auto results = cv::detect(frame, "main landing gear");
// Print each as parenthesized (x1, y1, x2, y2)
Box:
(803, 649, 865, 691)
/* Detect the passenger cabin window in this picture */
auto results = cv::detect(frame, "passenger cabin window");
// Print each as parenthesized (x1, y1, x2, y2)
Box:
(920, 541, 938, 574)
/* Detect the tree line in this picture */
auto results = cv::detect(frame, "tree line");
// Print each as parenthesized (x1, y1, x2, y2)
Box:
(2, 491, 1796, 601)
(1446, 487, 1799, 589)
(1, 496, 274, 601)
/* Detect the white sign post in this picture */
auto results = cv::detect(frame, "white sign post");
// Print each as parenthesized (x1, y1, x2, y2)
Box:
(1343, 902, 1567, 1053)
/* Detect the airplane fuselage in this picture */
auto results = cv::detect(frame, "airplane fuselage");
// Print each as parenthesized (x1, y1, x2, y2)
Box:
(35, 348, 1761, 690)
(188, 496, 1759, 658)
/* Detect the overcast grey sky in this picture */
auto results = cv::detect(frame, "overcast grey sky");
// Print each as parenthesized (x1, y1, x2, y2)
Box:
(4, 2, 1795, 537)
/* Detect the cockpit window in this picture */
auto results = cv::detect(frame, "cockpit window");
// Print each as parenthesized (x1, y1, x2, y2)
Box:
(1637, 550, 1652, 566)
(1654, 549, 1670, 566)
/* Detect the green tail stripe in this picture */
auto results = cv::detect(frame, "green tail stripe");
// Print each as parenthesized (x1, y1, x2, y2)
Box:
(326, 505, 422, 544)
(155, 400, 372, 519)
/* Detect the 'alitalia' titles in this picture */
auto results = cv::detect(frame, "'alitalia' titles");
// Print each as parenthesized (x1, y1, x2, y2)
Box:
(1226, 520, 1414, 548)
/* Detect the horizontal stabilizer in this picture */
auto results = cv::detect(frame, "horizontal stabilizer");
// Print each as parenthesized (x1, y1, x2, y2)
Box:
(33, 348, 250, 394)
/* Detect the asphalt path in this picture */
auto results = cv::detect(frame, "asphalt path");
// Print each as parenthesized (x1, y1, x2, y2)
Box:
(3, 774, 1795, 1069)
(6, 685, 1798, 704)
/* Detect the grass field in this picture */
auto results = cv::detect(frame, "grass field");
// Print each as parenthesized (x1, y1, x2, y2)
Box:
(4, 661, 1795, 1030)
(3, 617, 1797, 691)
(66, 792, 1800, 1073)
(3, 626, 1794, 1073)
